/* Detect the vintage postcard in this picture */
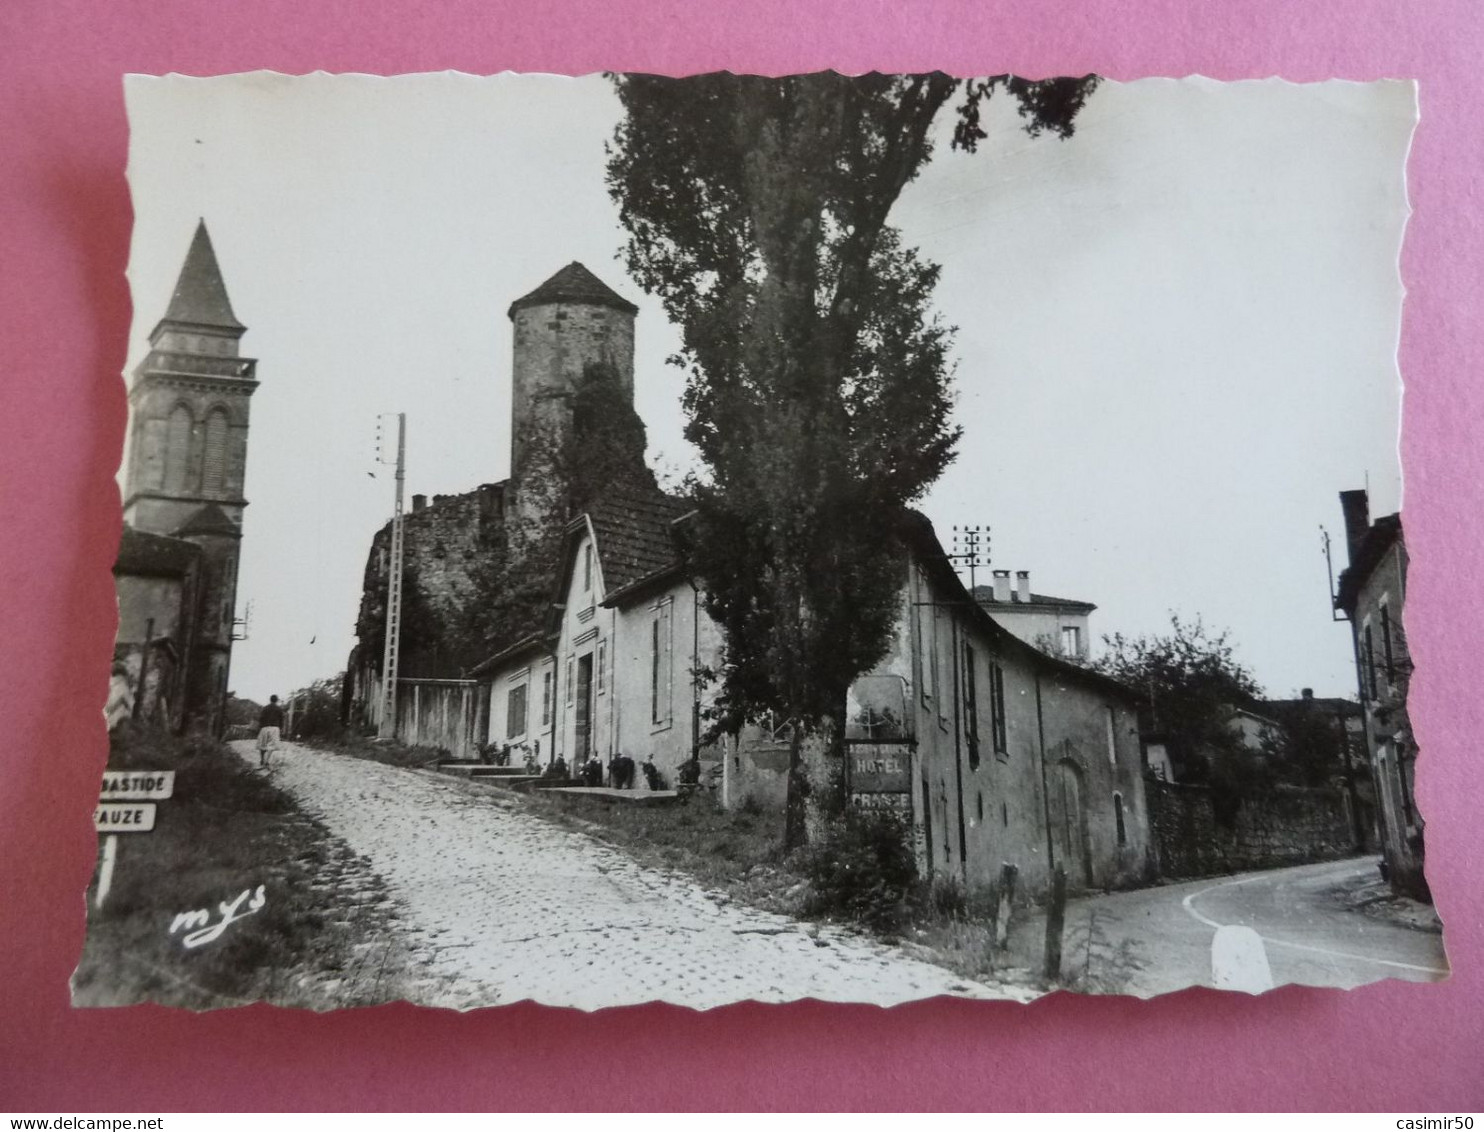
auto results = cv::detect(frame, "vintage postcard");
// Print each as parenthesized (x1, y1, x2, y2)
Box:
(74, 71, 1444, 1011)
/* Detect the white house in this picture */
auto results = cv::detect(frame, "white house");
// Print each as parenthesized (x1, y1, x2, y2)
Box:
(475, 487, 721, 788)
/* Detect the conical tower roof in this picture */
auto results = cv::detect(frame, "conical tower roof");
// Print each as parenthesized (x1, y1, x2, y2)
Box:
(155, 220, 245, 334)
(507, 261, 638, 319)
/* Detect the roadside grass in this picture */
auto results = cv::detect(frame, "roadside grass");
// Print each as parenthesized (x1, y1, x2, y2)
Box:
(293, 728, 444, 770)
(521, 790, 815, 917)
(519, 786, 1046, 989)
(73, 723, 415, 1009)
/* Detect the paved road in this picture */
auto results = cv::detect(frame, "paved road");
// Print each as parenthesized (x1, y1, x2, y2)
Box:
(234, 741, 1022, 1010)
(1040, 858, 1450, 998)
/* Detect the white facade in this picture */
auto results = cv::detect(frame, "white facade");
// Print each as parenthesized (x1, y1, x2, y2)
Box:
(482, 520, 723, 786)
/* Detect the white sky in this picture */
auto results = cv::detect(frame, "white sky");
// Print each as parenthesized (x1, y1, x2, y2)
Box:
(123, 73, 1414, 704)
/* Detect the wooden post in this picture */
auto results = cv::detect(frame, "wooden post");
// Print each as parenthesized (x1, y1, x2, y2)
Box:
(1044, 864, 1068, 983)
(96, 834, 118, 909)
(996, 862, 1018, 951)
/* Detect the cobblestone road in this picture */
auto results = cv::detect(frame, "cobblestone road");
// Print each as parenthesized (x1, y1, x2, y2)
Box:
(233, 741, 1025, 1010)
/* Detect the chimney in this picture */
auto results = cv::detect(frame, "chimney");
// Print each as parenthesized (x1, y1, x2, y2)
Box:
(411, 494, 426, 514)
(1339, 490, 1370, 564)
(992, 570, 1011, 603)
(1016, 570, 1031, 603)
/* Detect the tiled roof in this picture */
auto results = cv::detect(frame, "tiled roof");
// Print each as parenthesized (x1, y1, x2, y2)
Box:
(589, 486, 692, 598)
(115, 526, 201, 577)
(156, 220, 245, 333)
(971, 584, 1095, 611)
(507, 261, 639, 319)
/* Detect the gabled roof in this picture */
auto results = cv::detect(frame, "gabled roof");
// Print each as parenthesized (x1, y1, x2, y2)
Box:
(154, 220, 245, 335)
(507, 261, 639, 319)
(468, 486, 692, 678)
(971, 584, 1096, 613)
(174, 503, 242, 539)
(588, 487, 692, 599)
(115, 526, 201, 578)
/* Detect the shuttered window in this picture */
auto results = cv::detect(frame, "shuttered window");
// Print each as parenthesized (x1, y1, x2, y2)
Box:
(164, 405, 193, 492)
(202, 408, 229, 496)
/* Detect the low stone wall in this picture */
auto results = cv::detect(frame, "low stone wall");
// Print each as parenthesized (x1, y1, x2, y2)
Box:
(1147, 779, 1359, 879)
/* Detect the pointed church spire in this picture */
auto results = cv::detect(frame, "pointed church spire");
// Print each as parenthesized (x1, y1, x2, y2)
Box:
(152, 220, 245, 339)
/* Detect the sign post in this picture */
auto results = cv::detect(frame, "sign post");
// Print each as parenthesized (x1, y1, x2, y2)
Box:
(93, 770, 175, 909)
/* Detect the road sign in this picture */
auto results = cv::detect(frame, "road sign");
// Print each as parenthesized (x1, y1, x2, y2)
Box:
(94, 802, 157, 833)
(93, 770, 172, 910)
(98, 770, 175, 801)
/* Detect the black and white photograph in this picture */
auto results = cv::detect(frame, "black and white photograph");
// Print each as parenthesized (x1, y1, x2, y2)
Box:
(74, 70, 1445, 1011)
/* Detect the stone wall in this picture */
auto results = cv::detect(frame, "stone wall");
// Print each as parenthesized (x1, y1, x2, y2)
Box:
(1147, 779, 1358, 879)
(356, 482, 532, 680)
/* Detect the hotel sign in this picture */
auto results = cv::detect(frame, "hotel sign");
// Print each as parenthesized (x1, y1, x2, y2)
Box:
(846, 740, 913, 815)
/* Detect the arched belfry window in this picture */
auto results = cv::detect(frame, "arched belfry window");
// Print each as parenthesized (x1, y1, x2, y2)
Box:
(202, 408, 230, 497)
(164, 404, 193, 493)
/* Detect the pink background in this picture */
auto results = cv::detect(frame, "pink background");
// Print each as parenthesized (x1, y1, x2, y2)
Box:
(1, 0, 1480, 1112)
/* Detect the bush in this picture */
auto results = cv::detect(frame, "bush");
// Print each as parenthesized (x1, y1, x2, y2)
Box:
(803, 809, 918, 933)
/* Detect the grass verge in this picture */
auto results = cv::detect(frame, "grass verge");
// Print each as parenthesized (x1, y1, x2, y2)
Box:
(518, 787, 1045, 988)
(521, 789, 816, 918)
(73, 723, 416, 1009)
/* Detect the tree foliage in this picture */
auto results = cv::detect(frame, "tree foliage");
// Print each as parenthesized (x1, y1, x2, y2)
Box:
(1093, 615, 1268, 808)
(607, 71, 1097, 846)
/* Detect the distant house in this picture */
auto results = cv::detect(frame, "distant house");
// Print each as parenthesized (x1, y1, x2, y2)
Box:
(973, 571, 1096, 663)
(1333, 489, 1424, 899)
(1261, 689, 1366, 777)
(1228, 704, 1281, 753)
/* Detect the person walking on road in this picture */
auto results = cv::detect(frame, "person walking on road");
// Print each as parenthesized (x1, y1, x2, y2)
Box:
(257, 695, 285, 769)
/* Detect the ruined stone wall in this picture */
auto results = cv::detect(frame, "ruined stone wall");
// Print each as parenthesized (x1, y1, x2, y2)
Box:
(1147, 779, 1357, 879)
(355, 482, 541, 681)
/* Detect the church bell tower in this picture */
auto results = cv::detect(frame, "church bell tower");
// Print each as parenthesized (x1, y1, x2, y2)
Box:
(123, 220, 258, 733)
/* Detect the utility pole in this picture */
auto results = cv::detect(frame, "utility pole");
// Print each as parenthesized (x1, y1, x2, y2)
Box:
(378, 413, 406, 739)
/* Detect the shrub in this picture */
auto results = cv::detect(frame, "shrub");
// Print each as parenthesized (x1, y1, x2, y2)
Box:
(803, 809, 918, 933)
(927, 875, 968, 918)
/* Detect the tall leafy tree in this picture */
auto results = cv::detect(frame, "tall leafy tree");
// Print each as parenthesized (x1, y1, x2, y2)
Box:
(1093, 615, 1268, 818)
(607, 72, 1097, 847)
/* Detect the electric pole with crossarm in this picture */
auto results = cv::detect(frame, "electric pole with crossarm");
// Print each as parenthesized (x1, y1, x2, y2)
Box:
(376, 413, 407, 739)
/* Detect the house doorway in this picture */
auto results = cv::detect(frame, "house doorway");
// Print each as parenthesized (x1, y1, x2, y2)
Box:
(1056, 759, 1093, 889)
(574, 653, 594, 764)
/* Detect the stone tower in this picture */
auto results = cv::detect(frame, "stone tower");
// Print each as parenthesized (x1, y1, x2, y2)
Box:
(122, 220, 258, 733)
(506, 261, 638, 528)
